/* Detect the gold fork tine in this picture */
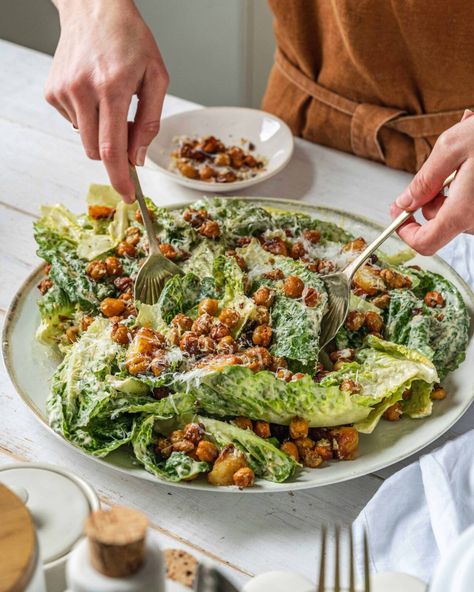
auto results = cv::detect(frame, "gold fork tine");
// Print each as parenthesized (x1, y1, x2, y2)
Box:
(317, 526, 327, 592)
(334, 525, 340, 592)
(348, 528, 356, 592)
(363, 529, 371, 592)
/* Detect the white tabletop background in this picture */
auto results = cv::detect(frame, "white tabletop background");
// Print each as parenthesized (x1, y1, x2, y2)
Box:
(1, 40, 473, 588)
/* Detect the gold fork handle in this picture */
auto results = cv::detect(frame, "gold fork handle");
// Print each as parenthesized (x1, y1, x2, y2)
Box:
(129, 164, 161, 255)
(343, 171, 456, 281)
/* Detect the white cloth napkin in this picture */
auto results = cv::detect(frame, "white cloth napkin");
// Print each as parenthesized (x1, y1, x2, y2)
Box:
(353, 233, 474, 583)
(353, 429, 474, 583)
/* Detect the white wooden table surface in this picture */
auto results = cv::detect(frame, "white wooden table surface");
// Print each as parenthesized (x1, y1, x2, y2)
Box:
(1, 39, 473, 588)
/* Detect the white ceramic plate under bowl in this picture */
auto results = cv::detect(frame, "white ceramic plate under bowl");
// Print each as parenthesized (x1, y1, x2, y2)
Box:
(3, 198, 474, 493)
(146, 107, 294, 192)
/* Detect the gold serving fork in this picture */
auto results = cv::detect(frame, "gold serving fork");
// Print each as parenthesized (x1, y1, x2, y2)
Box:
(129, 164, 183, 304)
(317, 526, 370, 592)
(319, 171, 456, 349)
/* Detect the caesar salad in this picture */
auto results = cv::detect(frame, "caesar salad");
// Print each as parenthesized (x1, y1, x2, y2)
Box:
(34, 186, 469, 487)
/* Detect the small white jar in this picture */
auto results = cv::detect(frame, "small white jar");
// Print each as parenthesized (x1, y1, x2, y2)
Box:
(0, 463, 100, 592)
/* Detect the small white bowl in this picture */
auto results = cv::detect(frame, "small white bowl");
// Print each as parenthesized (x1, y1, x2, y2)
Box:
(146, 107, 294, 192)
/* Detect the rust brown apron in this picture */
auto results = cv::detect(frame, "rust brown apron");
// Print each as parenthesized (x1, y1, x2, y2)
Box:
(262, 0, 474, 173)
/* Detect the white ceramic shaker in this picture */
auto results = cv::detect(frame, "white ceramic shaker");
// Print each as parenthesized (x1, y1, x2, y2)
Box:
(0, 462, 100, 592)
(67, 505, 166, 592)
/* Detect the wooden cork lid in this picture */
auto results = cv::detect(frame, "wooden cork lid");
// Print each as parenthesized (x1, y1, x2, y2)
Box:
(0, 484, 37, 592)
(85, 506, 149, 578)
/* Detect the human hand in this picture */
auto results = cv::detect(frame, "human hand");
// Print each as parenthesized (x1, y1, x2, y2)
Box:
(391, 109, 474, 255)
(45, 0, 169, 202)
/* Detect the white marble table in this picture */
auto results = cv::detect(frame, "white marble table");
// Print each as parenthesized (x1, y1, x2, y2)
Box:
(1, 39, 473, 588)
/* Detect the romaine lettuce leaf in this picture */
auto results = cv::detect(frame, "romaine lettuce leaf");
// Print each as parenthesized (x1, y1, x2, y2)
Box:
(36, 284, 75, 345)
(198, 416, 299, 483)
(385, 270, 469, 378)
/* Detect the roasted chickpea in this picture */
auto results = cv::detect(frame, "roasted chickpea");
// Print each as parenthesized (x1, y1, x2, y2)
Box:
(280, 441, 300, 462)
(262, 269, 282, 282)
(179, 332, 200, 355)
(200, 354, 242, 371)
(303, 287, 321, 307)
(424, 290, 445, 308)
(245, 346, 273, 369)
(173, 439, 195, 454)
(303, 229, 321, 244)
(330, 427, 359, 460)
(155, 436, 172, 459)
(253, 305, 270, 325)
(169, 430, 185, 444)
(383, 402, 403, 421)
(199, 298, 219, 316)
(199, 165, 216, 181)
(276, 368, 293, 382)
(88, 204, 115, 219)
(262, 237, 288, 256)
(214, 152, 231, 166)
(104, 256, 123, 276)
(243, 154, 258, 168)
(317, 259, 336, 274)
(218, 308, 241, 329)
(380, 268, 411, 289)
(116, 241, 137, 258)
(171, 313, 193, 332)
(210, 322, 230, 341)
(283, 275, 304, 299)
(135, 327, 166, 354)
(372, 293, 391, 309)
(183, 207, 207, 227)
(183, 423, 205, 445)
(233, 467, 255, 488)
(80, 315, 94, 332)
(252, 324, 272, 347)
(217, 171, 238, 183)
(159, 243, 178, 259)
(253, 286, 274, 307)
(254, 420, 271, 439)
(150, 354, 169, 377)
(216, 335, 238, 354)
(111, 323, 129, 345)
(329, 348, 355, 363)
(345, 310, 366, 331)
(198, 335, 216, 354)
(271, 356, 288, 371)
(124, 226, 141, 246)
(37, 278, 53, 294)
(86, 260, 107, 281)
(342, 237, 367, 252)
(290, 242, 306, 260)
(365, 311, 384, 333)
(207, 445, 247, 486)
(291, 373, 305, 381)
(100, 298, 126, 318)
(192, 313, 213, 336)
(353, 266, 385, 295)
(295, 437, 315, 455)
(66, 326, 79, 343)
(114, 276, 133, 293)
(196, 440, 219, 463)
(233, 417, 253, 431)
(178, 161, 199, 179)
(135, 208, 155, 224)
(125, 352, 150, 375)
(302, 449, 323, 468)
(431, 386, 447, 400)
(199, 220, 221, 239)
(339, 379, 362, 394)
(289, 417, 309, 440)
(315, 439, 333, 461)
(167, 328, 181, 347)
